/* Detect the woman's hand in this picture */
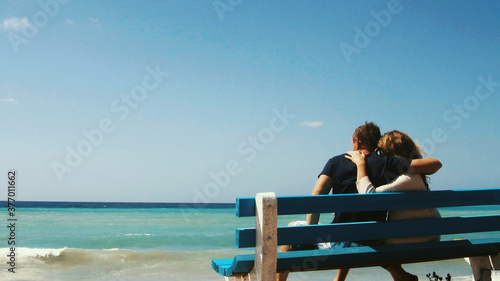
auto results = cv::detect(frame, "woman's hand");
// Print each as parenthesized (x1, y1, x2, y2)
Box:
(345, 151, 366, 166)
(345, 151, 368, 181)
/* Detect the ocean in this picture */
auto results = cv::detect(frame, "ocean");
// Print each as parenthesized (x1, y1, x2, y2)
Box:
(1, 202, 499, 281)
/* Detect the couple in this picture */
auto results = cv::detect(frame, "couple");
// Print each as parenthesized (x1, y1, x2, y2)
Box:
(277, 122, 442, 281)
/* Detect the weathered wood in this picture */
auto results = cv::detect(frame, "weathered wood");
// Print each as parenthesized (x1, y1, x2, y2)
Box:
(224, 273, 250, 281)
(248, 192, 277, 281)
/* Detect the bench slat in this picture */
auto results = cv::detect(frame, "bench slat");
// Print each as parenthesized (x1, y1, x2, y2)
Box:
(237, 215, 500, 248)
(237, 189, 500, 217)
(277, 237, 500, 272)
(212, 256, 255, 277)
(212, 258, 236, 276)
(214, 237, 500, 276)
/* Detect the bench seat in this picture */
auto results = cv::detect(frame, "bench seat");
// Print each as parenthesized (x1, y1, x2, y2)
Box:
(213, 237, 500, 276)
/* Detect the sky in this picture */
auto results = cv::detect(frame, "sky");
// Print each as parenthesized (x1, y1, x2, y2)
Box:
(0, 0, 499, 203)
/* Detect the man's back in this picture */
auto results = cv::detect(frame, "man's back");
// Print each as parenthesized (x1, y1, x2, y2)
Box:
(320, 153, 410, 223)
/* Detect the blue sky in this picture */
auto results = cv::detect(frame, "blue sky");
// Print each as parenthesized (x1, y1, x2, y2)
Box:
(1, 0, 499, 203)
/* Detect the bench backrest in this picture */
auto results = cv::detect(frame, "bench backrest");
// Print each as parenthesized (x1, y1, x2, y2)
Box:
(235, 189, 500, 248)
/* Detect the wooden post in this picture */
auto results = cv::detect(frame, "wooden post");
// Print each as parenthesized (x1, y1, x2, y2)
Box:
(248, 192, 278, 281)
(225, 275, 250, 281)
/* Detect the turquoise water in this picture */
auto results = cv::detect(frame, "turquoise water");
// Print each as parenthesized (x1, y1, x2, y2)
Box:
(14, 207, 243, 251)
(1, 205, 500, 280)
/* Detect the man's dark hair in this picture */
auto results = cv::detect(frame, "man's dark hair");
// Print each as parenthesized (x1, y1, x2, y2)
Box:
(353, 121, 381, 151)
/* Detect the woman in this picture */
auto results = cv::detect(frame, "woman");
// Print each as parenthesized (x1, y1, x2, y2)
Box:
(346, 130, 441, 281)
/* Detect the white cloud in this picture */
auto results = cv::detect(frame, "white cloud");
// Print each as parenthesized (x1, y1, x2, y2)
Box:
(300, 121, 324, 128)
(65, 19, 75, 25)
(1, 98, 18, 103)
(1, 17, 30, 32)
(89, 17, 99, 23)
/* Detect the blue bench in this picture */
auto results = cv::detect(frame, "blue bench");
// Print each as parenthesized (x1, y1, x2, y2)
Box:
(211, 189, 500, 280)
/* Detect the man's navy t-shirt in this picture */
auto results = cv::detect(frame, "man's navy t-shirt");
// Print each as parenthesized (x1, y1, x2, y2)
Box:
(320, 153, 411, 223)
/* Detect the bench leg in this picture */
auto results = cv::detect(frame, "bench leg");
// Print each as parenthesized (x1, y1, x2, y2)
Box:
(250, 192, 278, 281)
(225, 274, 250, 281)
(228, 193, 277, 281)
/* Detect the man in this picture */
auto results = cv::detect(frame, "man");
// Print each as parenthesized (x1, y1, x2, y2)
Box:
(277, 122, 442, 281)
